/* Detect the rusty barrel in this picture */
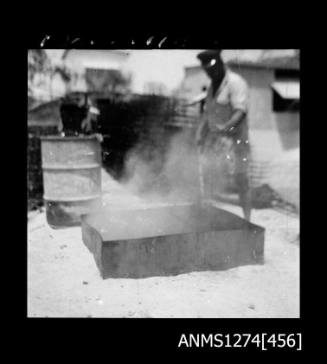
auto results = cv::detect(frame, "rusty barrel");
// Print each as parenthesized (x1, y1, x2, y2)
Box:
(40, 136, 102, 228)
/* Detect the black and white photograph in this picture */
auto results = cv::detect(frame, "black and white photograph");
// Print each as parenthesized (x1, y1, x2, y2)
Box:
(27, 48, 300, 319)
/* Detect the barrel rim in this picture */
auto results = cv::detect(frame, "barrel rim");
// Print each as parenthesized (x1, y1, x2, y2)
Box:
(40, 136, 99, 141)
(42, 163, 101, 170)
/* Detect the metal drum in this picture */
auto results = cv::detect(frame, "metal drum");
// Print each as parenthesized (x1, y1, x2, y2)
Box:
(40, 136, 102, 228)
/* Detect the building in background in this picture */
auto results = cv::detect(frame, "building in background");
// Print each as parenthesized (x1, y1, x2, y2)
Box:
(62, 49, 131, 94)
(28, 49, 300, 209)
(31, 50, 202, 99)
(44, 49, 202, 97)
(30, 49, 300, 153)
(178, 50, 300, 209)
(30, 49, 300, 151)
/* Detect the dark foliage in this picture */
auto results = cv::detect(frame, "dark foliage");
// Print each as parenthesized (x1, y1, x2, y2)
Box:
(28, 125, 58, 211)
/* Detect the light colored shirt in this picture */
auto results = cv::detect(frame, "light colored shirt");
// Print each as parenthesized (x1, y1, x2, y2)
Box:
(203, 69, 249, 140)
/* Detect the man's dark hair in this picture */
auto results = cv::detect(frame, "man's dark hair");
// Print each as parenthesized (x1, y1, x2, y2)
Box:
(197, 50, 222, 63)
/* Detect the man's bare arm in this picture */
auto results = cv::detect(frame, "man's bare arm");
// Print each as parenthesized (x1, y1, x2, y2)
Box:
(222, 109, 246, 134)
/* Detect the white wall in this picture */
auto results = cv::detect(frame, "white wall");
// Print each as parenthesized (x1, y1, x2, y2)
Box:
(178, 67, 210, 99)
(274, 112, 299, 151)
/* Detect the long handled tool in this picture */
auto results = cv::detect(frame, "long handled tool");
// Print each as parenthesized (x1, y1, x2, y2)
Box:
(197, 146, 205, 199)
(197, 128, 227, 202)
(196, 123, 210, 202)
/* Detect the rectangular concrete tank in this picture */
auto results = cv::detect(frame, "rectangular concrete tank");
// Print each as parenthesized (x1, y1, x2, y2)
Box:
(81, 202, 265, 279)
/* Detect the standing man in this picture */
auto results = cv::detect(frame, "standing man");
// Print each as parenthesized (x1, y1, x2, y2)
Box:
(196, 49, 252, 221)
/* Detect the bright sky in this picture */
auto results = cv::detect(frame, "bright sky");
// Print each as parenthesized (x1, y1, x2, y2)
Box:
(121, 50, 202, 94)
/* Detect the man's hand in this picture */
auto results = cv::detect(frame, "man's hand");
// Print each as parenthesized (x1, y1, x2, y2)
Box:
(221, 125, 237, 135)
(222, 110, 246, 135)
(94, 133, 103, 143)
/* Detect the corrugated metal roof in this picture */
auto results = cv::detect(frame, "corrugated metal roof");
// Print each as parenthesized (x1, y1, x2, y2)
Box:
(271, 81, 300, 99)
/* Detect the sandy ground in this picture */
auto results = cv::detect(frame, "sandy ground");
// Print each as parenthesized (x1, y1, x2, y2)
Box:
(28, 170, 299, 318)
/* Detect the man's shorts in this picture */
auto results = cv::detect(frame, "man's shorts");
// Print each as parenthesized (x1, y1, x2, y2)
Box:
(204, 133, 250, 180)
(233, 138, 250, 176)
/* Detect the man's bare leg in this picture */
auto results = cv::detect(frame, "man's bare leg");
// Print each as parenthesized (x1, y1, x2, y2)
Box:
(240, 188, 252, 221)
(236, 173, 252, 222)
